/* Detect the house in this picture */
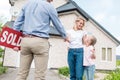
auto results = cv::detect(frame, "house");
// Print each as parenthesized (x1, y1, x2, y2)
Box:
(7, 0, 120, 70)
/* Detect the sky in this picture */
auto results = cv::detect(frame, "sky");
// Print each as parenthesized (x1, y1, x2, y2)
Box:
(73, 0, 120, 55)
(0, 0, 11, 23)
(0, 0, 120, 54)
(73, 0, 120, 40)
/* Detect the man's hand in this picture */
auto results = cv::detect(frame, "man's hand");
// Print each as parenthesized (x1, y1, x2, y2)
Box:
(47, 0, 53, 2)
(13, 47, 19, 52)
(64, 37, 70, 43)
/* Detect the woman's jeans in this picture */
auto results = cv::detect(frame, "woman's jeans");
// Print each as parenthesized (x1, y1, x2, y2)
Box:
(68, 48, 84, 80)
(84, 65, 95, 80)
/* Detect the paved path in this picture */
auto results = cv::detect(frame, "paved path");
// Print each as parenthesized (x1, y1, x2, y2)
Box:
(0, 68, 67, 80)
(0, 68, 106, 80)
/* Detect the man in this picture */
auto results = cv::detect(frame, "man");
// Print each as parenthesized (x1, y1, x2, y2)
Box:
(13, 0, 68, 80)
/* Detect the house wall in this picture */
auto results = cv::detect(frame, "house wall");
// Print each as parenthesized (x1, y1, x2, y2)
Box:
(10, 0, 68, 16)
(48, 36, 68, 68)
(51, 0, 68, 8)
(11, 0, 27, 15)
(10, 0, 68, 20)
(86, 20, 116, 70)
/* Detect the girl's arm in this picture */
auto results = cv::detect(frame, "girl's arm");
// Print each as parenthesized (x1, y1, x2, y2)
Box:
(90, 47, 96, 59)
(82, 34, 87, 45)
(91, 53, 96, 59)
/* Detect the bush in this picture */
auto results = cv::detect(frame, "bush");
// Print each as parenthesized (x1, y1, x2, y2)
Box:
(58, 66, 69, 77)
(0, 62, 7, 75)
(116, 60, 120, 66)
(0, 23, 4, 58)
(0, 67, 7, 75)
(0, 53, 2, 58)
(104, 68, 120, 80)
(0, 47, 4, 58)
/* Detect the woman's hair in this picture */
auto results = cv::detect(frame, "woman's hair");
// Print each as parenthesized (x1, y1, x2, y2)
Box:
(73, 17, 85, 30)
(75, 17, 85, 26)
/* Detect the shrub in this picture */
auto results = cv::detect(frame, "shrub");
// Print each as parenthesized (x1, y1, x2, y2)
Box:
(104, 68, 120, 80)
(116, 60, 120, 66)
(0, 62, 7, 75)
(58, 66, 69, 77)
(0, 66, 7, 75)
(0, 22, 4, 58)
(0, 48, 4, 58)
(0, 18, 7, 75)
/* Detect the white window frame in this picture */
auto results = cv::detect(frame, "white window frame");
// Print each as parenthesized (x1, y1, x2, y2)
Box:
(101, 47, 112, 62)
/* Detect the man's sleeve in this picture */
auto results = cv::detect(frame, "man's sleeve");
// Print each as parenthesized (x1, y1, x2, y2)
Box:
(48, 5, 67, 39)
(12, 6, 25, 31)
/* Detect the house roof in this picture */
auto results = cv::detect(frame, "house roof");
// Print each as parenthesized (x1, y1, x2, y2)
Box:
(57, 1, 88, 20)
(57, 0, 120, 45)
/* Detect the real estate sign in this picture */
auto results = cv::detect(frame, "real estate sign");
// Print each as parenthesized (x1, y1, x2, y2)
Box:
(0, 27, 22, 50)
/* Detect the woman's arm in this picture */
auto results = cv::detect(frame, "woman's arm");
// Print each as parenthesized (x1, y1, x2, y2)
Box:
(64, 31, 71, 43)
(82, 34, 87, 45)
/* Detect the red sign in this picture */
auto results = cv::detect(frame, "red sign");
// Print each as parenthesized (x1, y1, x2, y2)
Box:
(0, 27, 22, 50)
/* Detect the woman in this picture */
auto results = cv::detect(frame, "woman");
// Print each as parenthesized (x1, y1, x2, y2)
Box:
(66, 17, 86, 80)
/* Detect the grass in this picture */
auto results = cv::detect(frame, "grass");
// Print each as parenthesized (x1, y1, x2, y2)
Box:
(58, 66, 69, 77)
(58, 66, 99, 79)
(58, 66, 109, 80)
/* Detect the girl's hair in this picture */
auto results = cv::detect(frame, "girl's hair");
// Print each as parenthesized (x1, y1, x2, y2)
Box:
(89, 35, 97, 46)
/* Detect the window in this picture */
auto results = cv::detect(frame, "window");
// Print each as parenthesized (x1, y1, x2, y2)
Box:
(107, 48, 112, 61)
(102, 48, 106, 60)
(102, 48, 112, 61)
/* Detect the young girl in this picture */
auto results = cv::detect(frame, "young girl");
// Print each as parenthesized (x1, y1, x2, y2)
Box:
(83, 34, 97, 80)
(66, 17, 87, 80)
